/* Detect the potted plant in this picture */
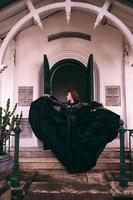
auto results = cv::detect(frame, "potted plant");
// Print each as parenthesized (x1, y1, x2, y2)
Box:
(0, 99, 22, 155)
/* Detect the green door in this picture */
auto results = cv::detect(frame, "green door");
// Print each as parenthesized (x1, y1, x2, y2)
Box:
(86, 54, 94, 102)
(43, 54, 51, 94)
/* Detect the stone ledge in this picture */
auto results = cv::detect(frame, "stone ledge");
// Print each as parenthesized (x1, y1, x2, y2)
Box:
(110, 181, 133, 198)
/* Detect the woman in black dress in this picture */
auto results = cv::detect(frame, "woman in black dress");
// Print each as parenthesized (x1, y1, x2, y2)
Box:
(29, 90, 120, 173)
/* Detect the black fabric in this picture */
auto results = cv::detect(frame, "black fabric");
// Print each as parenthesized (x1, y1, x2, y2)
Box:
(29, 96, 120, 173)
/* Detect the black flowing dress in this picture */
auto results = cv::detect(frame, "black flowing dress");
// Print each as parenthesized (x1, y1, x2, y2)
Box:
(29, 96, 120, 173)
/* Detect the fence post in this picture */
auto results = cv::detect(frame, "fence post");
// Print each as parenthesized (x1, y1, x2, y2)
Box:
(11, 125, 21, 187)
(119, 119, 128, 187)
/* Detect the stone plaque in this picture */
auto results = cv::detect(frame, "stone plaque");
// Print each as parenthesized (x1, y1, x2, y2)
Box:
(20, 118, 32, 138)
(18, 86, 33, 106)
(105, 86, 121, 106)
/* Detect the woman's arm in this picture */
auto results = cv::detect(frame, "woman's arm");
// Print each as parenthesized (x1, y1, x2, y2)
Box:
(43, 94, 66, 108)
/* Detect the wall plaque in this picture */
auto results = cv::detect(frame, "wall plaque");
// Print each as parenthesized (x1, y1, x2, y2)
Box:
(105, 86, 121, 106)
(18, 86, 33, 106)
(20, 118, 32, 138)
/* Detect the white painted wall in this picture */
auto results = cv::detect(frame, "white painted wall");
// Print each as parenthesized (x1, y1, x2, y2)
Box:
(14, 27, 45, 147)
(125, 47, 133, 129)
(1, 39, 15, 108)
(1, 10, 132, 147)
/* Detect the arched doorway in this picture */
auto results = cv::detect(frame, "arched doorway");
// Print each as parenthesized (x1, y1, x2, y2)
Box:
(51, 59, 87, 101)
(43, 54, 98, 102)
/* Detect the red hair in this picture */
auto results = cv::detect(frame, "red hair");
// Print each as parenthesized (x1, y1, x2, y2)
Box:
(69, 90, 80, 102)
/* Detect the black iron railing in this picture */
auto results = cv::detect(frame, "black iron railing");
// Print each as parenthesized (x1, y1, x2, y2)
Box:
(119, 119, 133, 187)
(10, 125, 21, 187)
(2, 117, 133, 188)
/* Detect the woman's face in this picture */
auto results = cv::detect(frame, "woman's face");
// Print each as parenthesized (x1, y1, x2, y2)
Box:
(67, 92, 73, 101)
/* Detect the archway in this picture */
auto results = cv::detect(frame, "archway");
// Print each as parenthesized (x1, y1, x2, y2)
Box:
(51, 59, 87, 101)
(0, 1, 133, 72)
(43, 54, 100, 102)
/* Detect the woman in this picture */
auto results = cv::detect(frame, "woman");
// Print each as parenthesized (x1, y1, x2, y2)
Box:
(43, 90, 80, 108)
(66, 90, 80, 103)
(29, 90, 120, 173)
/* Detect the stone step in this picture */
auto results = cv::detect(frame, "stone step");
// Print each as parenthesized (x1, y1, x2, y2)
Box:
(23, 172, 114, 200)
(19, 157, 133, 172)
(11, 147, 131, 159)
(23, 172, 133, 200)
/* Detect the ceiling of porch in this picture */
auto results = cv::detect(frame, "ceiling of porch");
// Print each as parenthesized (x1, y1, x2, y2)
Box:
(0, 0, 132, 39)
(0, 0, 132, 8)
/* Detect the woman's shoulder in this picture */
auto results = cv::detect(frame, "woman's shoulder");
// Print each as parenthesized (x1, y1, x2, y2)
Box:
(75, 101, 88, 108)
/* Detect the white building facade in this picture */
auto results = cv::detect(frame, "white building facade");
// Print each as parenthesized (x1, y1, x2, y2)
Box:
(0, 0, 133, 148)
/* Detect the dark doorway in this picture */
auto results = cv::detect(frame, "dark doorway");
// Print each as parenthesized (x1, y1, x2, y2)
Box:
(43, 54, 94, 102)
(51, 59, 87, 101)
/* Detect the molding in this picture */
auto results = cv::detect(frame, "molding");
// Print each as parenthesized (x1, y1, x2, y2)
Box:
(65, 0, 71, 24)
(94, 0, 112, 29)
(47, 48, 88, 67)
(48, 32, 91, 42)
(47, 48, 100, 101)
(25, 0, 43, 30)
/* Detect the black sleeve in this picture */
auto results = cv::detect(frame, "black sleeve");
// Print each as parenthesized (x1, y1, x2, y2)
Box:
(48, 96, 66, 108)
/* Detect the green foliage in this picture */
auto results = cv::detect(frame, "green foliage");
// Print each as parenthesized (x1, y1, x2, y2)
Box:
(0, 99, 22, 144)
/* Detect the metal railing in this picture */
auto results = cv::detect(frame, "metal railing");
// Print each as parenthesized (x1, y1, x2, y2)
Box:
(10, 125, 21, 187)
(2, 117, 133, 188)
(119, 119, 133, 187)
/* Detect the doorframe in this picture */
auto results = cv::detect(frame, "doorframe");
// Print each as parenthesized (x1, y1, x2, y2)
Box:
(50, 58, 86, 80)
(50, 58, 87, 100)
(49, 58, 100, 102)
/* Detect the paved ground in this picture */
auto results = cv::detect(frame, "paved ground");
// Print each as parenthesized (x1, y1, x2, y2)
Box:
(11, 170, 132, 200)
(1, 169, 132, 199)
(23, 171, 112, 200)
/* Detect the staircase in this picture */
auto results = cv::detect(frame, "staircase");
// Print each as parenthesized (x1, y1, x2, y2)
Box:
(10, 147, 133, 200)
(15, 147, 133, 174)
